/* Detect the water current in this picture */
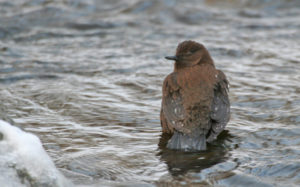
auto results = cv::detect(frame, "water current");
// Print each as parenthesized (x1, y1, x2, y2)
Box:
(1, 0, 300, 186)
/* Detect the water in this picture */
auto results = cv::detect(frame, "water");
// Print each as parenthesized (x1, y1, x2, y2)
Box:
(0, 0, 300, 186)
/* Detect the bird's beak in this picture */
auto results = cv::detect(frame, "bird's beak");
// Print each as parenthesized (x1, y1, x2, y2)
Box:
(165, 56, 178, 61)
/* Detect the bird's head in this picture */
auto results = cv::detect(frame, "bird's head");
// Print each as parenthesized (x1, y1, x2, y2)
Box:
(165, 40, 214, 69)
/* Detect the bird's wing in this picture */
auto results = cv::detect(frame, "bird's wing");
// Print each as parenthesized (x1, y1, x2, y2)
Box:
(161, 73, 188, 133)
(207, 70, 230, 142)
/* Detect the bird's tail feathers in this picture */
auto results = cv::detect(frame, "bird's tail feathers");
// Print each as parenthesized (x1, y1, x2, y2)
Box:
(167, 131, 206, 151)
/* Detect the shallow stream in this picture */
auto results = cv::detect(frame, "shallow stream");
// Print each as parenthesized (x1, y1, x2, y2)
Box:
(1, 0, 300, 186)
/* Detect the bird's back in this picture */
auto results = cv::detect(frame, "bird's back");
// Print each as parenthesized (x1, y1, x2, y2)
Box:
(161, 63, 217, 134)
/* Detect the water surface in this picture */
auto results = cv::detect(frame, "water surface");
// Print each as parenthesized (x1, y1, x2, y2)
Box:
(1, 0, 300, 186)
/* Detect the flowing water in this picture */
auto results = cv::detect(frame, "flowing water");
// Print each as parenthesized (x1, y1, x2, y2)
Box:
(1, 0, 300, 186)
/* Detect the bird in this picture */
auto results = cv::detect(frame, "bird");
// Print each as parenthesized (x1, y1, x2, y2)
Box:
(160, 40, 230, 151)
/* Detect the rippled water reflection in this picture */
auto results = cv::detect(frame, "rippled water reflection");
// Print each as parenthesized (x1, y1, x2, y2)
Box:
(1, 0, 300, 186)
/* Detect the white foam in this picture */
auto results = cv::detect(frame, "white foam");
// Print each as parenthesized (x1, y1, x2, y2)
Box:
(0, 120, 72, 187)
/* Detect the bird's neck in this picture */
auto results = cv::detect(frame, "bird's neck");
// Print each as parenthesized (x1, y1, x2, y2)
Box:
(174, 61, 190, 71)
(198, 52, 215, 67)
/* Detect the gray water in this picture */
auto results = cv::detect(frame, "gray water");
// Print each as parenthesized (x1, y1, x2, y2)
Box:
(1, 0, 300, 186)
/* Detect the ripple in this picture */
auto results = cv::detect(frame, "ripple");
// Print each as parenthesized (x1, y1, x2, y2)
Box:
(0, 74, 59, 84)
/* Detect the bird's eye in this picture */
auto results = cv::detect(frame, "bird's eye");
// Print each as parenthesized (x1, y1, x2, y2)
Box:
(189, 48, 198, 53)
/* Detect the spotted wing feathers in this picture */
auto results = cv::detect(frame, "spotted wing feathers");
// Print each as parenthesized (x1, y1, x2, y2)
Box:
(207, 70, 230, 142)
(161, 73, 187, 133)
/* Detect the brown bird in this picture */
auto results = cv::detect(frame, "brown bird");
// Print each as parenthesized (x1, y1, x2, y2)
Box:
(160, 40, 230, 151)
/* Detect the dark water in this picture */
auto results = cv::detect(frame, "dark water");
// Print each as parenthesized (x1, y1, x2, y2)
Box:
(1, 0, 300, 186)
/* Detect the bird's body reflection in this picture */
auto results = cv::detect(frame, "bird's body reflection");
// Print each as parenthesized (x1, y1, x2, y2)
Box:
(158, 130, 232, 176)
